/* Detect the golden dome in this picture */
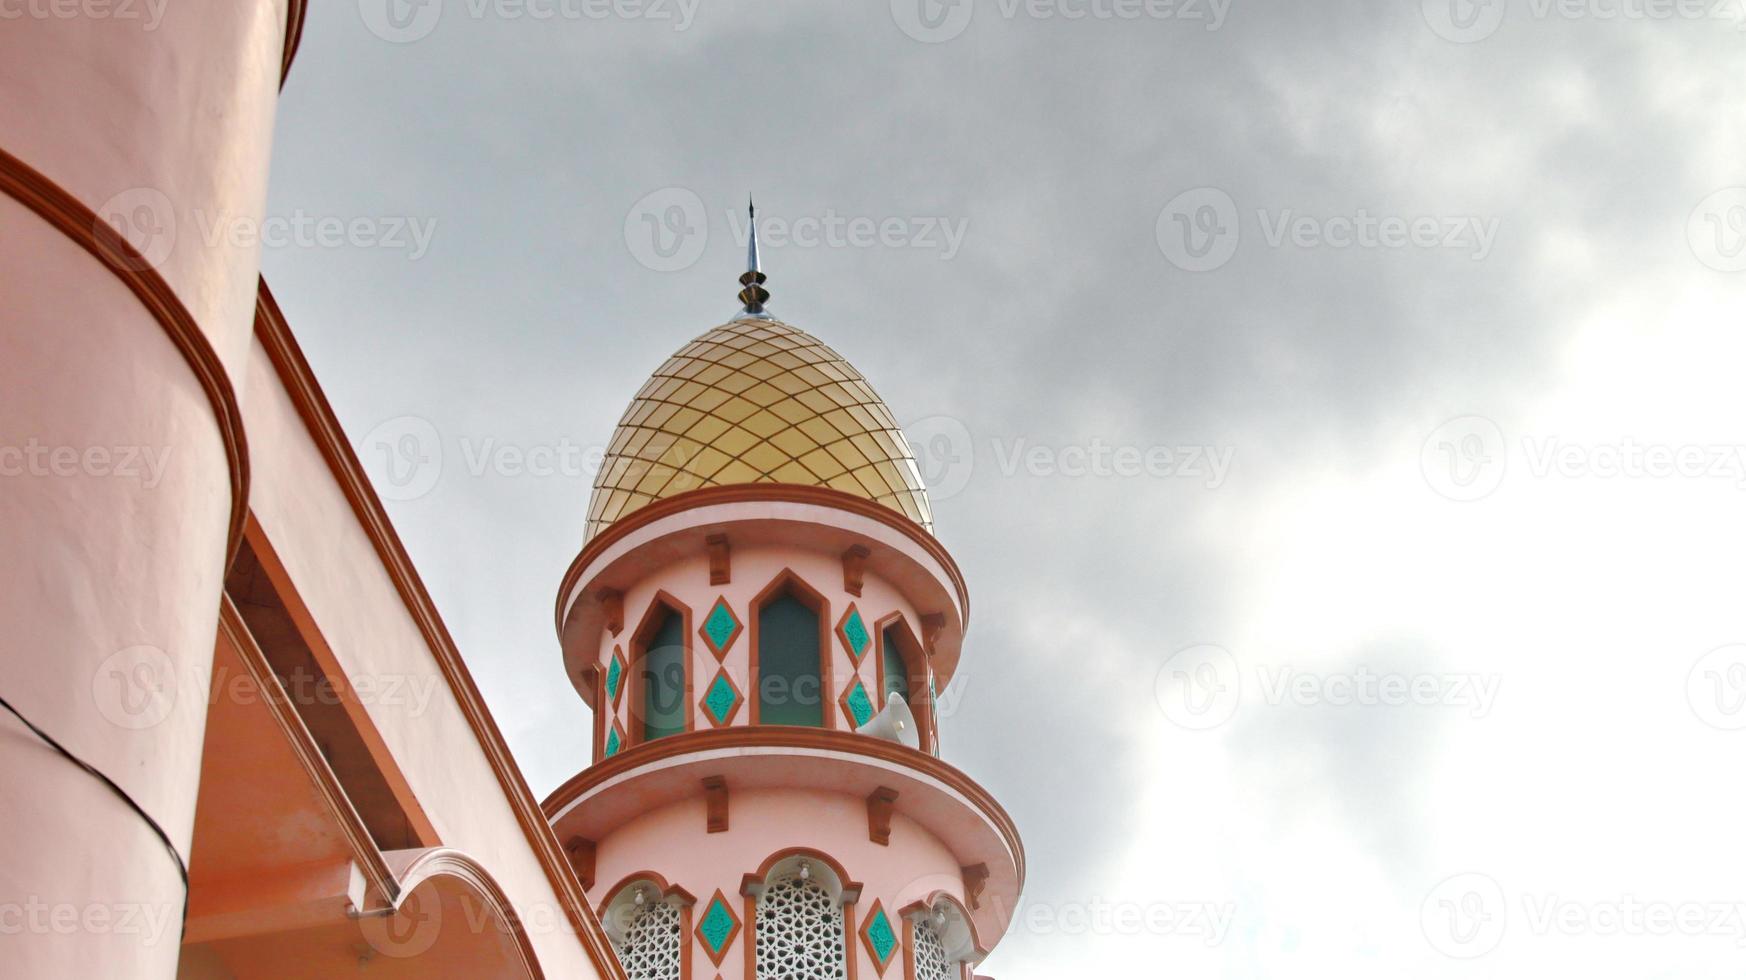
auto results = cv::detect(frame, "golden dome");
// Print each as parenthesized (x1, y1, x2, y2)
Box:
(585, 317, 933, 540)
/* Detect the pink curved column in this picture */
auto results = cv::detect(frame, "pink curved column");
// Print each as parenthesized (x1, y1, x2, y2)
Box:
(0, 5, 290, 977)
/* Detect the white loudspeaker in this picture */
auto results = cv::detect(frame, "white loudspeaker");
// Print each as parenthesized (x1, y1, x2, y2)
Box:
(856, 691, 921, 750)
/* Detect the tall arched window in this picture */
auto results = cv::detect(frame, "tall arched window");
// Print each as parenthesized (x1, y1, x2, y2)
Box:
(746, 854, 854, 980)
(752, 573, 830, 728)
(632, 595, 690, 744)
(601, 877, 692, 980)
(875, 615, 937, 752)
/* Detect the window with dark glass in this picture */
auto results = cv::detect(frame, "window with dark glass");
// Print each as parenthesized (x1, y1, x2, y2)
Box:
(758, 593, 823, 727)
(641, 609, 687, 742)
(882, 625, 910, 708)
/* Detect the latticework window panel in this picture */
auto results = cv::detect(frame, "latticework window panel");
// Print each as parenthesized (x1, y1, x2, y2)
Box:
(754, 873, 848, 980)
(615, 900, 683, 980)
(913, 919, 953, 980)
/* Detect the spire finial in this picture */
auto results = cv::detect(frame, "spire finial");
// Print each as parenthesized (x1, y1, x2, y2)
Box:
(738, 196, 771, 318)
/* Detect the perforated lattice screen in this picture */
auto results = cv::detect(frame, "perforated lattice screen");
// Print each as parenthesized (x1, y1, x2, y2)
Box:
(754, 874, 848, 979)
(913, 919, 953, 980)
(616, 901, 682, 980)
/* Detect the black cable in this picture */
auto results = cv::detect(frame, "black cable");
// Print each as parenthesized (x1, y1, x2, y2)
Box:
(0, 693, 189, 890)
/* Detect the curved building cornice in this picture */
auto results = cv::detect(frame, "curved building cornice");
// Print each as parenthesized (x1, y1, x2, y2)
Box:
(541, 726, 1025, 896)
(556, 483, 970, 637)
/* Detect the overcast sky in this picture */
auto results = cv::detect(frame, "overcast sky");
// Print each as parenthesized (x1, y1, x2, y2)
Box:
(263, 2, 1746, 975)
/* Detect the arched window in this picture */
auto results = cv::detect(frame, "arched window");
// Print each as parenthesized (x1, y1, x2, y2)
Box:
(744, 852, 858, 980)
(631, 595, 691, 744)
(901, 895, 981, 980)
(875, 614, 937, 752)
(751, 572, 830, 728)
(601, 877, 692, 980)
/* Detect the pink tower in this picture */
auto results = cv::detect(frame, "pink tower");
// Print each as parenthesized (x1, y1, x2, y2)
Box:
(544, 213, 1023, 979)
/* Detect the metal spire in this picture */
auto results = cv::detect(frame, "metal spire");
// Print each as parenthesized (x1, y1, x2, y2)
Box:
(737, 197, 771, 318)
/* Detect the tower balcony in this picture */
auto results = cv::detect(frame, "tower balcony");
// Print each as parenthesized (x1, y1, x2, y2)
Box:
(541, 726, 1023, 962)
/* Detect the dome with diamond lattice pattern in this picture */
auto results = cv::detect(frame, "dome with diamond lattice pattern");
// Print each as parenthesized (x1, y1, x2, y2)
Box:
(584, 317, 932, 540)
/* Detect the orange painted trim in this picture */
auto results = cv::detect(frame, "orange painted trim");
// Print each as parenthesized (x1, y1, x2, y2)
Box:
(747, 568, 835, 728)
(281, 0, 309, 87)
(696, 595, 743, 661)
(690, 886, 741, 970)
(681, 902, 693, 980)
(253, 280, 628, 978)
(698, 667, 745, 729)
(903, 921, 916, 980)
(556, 484, 969, 638)
(739, 847, 864, 900)
(596, 870, 698, 914)
(0, 144, 250, 565)
(543, 728, 1026, 895)
(839, 675, 875, 731)
(836, 602, 871, 664)
(627, 590, 695, 747)
(858, 898, 898, 976)
(608, 646, 628, 710)
(589, 661, 606, 766)
(741, 893, 757, 978)
(845, 898, 862, 980)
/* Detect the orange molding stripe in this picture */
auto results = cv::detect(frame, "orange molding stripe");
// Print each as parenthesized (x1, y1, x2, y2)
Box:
(555, 484, 971, 638)
(542, 728, 1025, 892)
(252, 280, 628, 978)
(0, 145, 250, 564)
